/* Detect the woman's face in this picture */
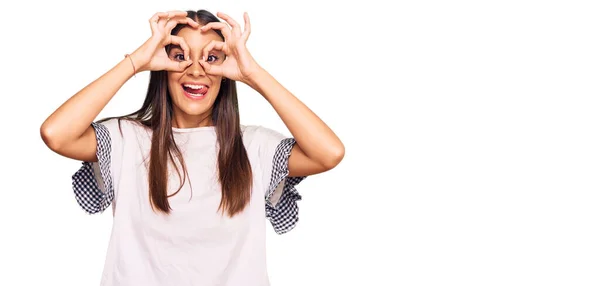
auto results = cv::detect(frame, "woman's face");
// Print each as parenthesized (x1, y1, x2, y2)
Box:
(167, 24, 225, 126)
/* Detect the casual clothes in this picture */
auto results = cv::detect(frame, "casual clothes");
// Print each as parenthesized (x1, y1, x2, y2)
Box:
(72, 118, 305, 286)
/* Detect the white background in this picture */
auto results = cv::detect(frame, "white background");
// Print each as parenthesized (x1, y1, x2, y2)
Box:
(1, 0, 599, 285)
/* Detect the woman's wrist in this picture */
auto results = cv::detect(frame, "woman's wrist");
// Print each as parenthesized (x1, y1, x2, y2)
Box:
(129, 51, 150, 73)
(129, 41, 153, 73)
(243, 65, 267, 90)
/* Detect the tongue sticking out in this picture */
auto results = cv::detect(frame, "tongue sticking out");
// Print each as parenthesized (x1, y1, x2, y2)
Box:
(183, 85, 208, 95)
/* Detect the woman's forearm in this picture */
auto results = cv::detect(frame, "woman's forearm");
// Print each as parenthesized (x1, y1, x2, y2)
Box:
(246, 67, 345, 168)
(40, 56, 139, 151)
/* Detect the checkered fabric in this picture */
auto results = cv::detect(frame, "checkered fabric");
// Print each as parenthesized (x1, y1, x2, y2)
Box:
(72, 122, 114, 214)
(265, 138, 307, 234)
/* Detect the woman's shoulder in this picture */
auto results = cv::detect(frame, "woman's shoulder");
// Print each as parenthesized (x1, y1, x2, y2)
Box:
(241, 124, 287, 143)
(94, 117, 151, 141)
(97, 117, 145, 128)
(241, 124, 285, 136)
(240, 124, 260, 136)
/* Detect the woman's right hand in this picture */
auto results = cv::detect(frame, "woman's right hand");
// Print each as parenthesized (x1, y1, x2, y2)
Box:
(131, 11, 198, 73)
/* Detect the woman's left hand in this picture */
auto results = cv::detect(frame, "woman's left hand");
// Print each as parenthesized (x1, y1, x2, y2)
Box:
(199, 12, 261, 84)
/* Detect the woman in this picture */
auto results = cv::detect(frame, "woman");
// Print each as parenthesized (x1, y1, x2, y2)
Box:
(40, 9, 344, 286)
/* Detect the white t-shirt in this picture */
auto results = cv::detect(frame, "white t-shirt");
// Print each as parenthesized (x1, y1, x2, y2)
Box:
(71, 118, 306, 286)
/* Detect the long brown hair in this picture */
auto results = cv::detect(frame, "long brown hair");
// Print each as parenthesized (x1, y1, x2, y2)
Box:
(99, 10, 253, 217)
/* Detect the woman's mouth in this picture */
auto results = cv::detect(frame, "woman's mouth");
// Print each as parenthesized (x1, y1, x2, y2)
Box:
(182, 83, 209, 100)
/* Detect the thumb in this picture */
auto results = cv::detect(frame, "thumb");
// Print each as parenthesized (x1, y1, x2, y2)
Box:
(167, 60, 193, 72)
(199, 60, 223, 76)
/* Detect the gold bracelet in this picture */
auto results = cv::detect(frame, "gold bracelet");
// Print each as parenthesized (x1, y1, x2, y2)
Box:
(124, 54, 136, 77)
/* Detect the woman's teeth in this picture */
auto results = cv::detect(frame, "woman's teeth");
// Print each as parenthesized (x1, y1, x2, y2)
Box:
(183, 84, 208, 95)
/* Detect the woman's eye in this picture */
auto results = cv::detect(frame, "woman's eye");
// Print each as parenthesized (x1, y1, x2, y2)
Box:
(207, 55, 219, 63)
(174, 54, 185, 61)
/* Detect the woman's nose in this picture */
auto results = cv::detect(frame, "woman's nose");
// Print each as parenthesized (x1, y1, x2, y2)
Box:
(187, 61, 206, 77)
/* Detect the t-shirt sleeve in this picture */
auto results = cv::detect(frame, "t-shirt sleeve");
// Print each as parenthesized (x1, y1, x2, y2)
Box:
(256, 126, 307, 235)
(71, 118, 124, 214)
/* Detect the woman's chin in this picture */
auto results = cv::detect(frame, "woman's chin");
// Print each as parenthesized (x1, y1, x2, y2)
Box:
(171, 93, 215, 118)
(177, 103, 211, 116)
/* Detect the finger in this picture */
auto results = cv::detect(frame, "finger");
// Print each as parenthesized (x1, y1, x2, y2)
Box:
(242, 12, 251, 42)
(169, 35, 191, 60)
(165, 16, 198, 32)
(202, 40, 226, 62)
(150, 17, 159, 33)
(216, 12, 241, 35)
(200, 22, 232, 40)
(149, 12, 170, 31)
(163, 11, 189, 25)
(157, 18, 168, 28)
(164, 18, 178, 32)
(164, 10, 189, 19)
(186, 17, 200, 28)
(149, 12, 168, 24)
(167, 59, 194, 72)
(199, 60, 224, 76)
(150, 11, 188, 26)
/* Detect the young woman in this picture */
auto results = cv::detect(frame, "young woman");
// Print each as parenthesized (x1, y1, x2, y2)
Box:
(40, 9, 344, 286)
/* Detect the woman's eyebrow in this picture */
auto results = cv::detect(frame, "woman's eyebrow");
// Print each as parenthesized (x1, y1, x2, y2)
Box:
(204, 48, 224, 54)
(168, 44, 225, 55)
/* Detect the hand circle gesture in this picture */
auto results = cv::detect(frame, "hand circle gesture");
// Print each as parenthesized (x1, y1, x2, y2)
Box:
(132, 11, 199, 73)
(198, 12, 261, 83)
